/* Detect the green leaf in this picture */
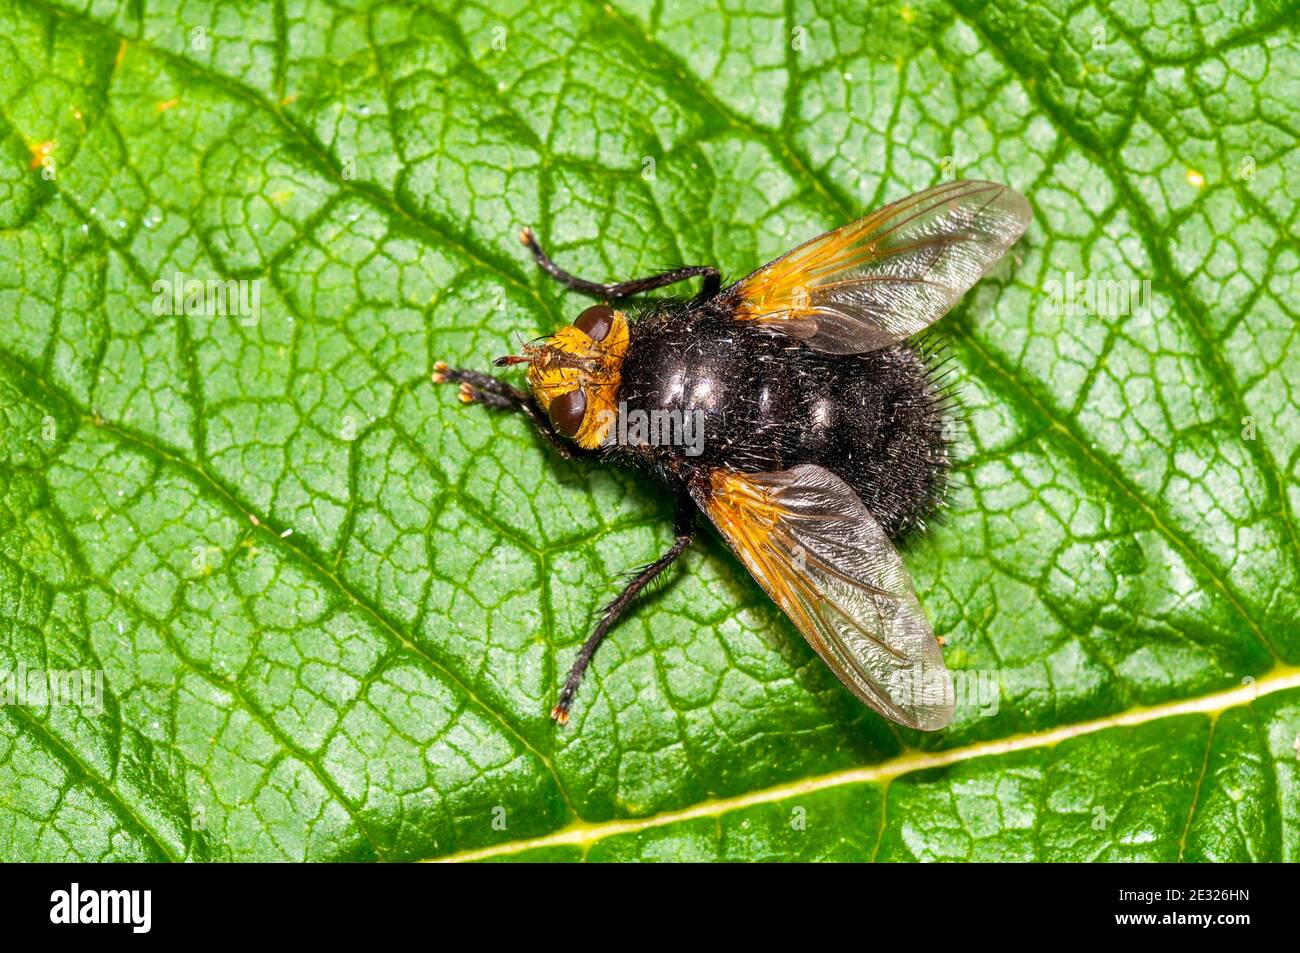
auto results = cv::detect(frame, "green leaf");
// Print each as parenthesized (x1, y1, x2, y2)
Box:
(0, 0, 1296, 862)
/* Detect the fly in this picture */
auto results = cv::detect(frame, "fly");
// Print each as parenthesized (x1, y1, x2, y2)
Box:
(435, 180, 1032, 730)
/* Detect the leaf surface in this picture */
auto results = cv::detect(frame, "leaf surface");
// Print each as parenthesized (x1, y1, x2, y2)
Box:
(0, 0, 1296, 861)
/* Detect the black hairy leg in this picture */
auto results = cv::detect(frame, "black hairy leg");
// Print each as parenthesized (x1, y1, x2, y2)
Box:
(551, 497, 696, 724)
(520, 228, 722, 301)
(432, 362, 583, 460)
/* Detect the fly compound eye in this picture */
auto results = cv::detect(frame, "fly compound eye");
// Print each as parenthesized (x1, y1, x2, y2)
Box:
(549, 387, 587, 438)
(575, 305, 615, 342)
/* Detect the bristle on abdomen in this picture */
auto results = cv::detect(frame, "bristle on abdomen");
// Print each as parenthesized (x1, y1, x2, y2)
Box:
(821, 338, 956, 541)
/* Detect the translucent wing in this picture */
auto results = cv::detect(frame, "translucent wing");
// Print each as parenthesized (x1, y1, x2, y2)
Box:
(693, 465, 953, 730)
(726, 180, 1032, 354)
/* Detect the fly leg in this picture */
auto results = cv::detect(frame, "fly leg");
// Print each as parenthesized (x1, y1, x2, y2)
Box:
(520, 228, 721, 301)
(551, 498, 695, 724)
(433, 362, 582, 461)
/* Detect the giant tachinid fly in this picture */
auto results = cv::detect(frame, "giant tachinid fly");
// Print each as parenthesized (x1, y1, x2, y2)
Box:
(436, 179, 1032, 730)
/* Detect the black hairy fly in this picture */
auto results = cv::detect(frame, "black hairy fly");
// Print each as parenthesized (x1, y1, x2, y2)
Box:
(435, 180, 1032, 730)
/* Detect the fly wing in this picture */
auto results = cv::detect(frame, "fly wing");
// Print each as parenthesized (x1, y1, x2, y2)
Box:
(726, 180, 1031, 354)
(692, 464, 953, 730)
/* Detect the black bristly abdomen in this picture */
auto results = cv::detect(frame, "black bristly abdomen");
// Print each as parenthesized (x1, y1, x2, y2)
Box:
(611, 300, 952, 539)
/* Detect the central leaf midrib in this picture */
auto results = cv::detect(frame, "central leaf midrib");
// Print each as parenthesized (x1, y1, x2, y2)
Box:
(430, 664, 1300, 862)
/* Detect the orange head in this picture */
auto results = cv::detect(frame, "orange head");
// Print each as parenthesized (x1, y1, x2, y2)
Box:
(496, 305, 630, 449)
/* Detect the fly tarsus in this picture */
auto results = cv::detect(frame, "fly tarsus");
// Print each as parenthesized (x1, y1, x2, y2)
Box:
(433, 362, 525, 400)
(433, 361, 583, 460)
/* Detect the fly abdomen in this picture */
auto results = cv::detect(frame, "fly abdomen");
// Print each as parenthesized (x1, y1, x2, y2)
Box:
(616, 307, 950, 539)
(812, 345, 952, 540)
